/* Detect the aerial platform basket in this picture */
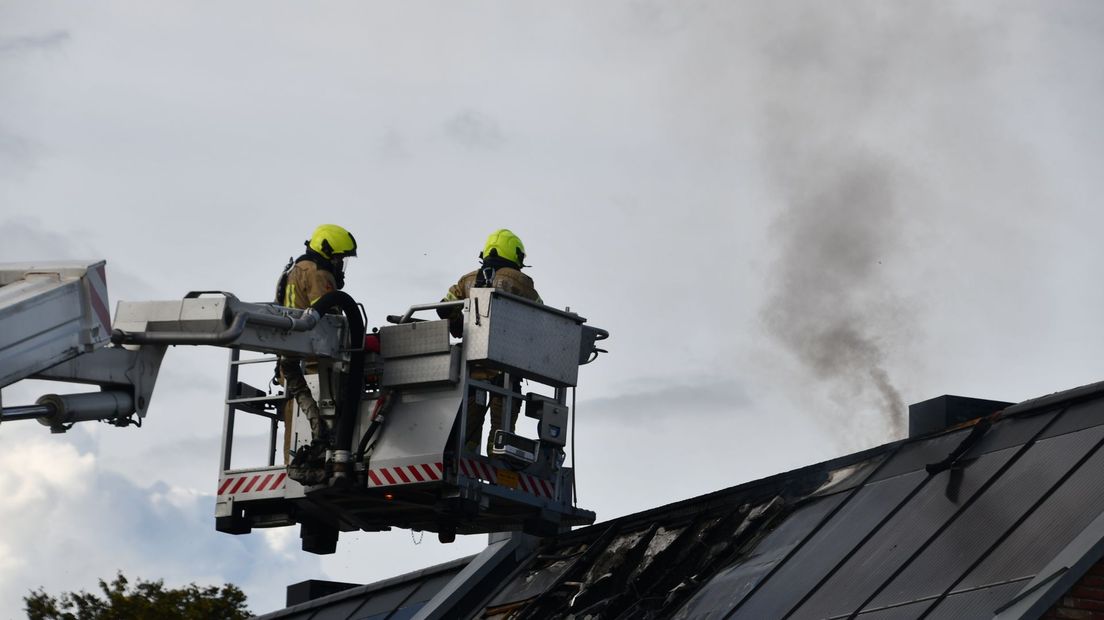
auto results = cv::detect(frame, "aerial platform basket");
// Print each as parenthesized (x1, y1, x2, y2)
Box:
(215, 288, 608, 552)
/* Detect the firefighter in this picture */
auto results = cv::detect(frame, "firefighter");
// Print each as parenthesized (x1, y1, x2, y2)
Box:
(276, 224, 358, 461)
(438, 229, 541, 453)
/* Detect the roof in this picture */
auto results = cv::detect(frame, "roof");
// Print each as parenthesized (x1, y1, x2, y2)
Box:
(254, 556, 472, 620)
(257, 380, 1104, 619)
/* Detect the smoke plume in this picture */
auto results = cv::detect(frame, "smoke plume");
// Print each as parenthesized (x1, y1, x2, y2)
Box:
(761, 151, 908, 441)
(750, 3, 967, 443)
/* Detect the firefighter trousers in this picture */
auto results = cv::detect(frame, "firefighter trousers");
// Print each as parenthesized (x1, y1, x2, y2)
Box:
(279, 357, 321, 463)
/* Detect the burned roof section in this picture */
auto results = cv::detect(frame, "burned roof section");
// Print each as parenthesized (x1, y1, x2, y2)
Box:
(259, 381, 1104, 620)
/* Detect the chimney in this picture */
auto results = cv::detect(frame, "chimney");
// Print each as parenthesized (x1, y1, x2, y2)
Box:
(286, 579, 361, 606)
(908, 395, 1012, 438)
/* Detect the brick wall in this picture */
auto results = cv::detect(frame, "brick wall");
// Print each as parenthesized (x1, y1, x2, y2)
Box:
(1046, 558, 1104, 619)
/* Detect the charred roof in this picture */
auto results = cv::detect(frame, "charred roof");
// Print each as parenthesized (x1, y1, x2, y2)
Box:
(257, 380, 1104, 620)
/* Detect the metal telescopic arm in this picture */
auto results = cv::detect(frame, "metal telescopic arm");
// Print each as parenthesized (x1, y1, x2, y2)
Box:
(2, 292, 340, 432)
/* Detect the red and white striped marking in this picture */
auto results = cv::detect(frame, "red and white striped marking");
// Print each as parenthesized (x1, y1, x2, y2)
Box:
(363, 459, 557, 500)
(460, 458, 498, 484)
(459, 458, 556, 500)
(366, 462, 444, 488)
(85, 262, 111, 338)
(218, 472, 287, 497)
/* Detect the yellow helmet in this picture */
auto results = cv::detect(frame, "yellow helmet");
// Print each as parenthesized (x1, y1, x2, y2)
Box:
(480, 229, 526, 267)
(307, 224, 357, 260)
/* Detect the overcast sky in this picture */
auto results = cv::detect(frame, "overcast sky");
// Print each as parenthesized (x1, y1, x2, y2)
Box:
(2, 1, 1103, 617)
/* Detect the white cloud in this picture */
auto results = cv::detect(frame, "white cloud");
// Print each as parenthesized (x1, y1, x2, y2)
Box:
(0, 540, 26, 577)
(0, 438, 94, 509)
(149, 484, 201, 512)
(0, 430, 321, 616)
(260, 528, 297, 561)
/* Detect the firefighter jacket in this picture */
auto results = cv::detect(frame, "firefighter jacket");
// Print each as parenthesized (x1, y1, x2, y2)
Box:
(444, 265, 541, 305)
(441, 262, 540, 337)
(282, 259, 337, 309)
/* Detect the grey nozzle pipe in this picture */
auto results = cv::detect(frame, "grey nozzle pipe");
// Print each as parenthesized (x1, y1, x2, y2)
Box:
(111, 308, 321, 346)
(35, 391, 135, 430)
(112, 313, 249, 346)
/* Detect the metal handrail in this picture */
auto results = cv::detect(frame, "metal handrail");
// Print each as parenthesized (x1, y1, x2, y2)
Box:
(396, 300, 465, 324)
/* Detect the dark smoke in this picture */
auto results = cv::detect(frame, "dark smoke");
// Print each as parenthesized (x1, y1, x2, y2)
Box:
(749, 3, 961, 443)
(762, 152, 908, 441)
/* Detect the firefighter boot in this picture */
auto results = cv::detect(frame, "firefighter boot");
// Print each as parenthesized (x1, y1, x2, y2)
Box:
(288, 391, 330, 485)
(288, 441, 329, 486)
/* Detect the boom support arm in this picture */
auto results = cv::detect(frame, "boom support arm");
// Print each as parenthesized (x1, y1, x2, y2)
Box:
(2, 288, 351, 431)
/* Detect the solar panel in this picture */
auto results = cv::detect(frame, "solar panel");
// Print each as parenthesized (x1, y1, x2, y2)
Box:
(1039, 399, 1104, 440)
(958, 437, 1104, 589)
(677, 495, 845, 618)
(787, 447, 1016, 619)
(862, 426, 1104, 611)
(729, 471, 925, 619)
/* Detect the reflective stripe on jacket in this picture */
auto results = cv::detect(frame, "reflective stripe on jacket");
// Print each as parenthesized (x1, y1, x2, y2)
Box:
(285, 260, 337, 309)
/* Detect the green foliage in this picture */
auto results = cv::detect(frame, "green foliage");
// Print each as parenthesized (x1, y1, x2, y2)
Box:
(24, 573, 251, 620)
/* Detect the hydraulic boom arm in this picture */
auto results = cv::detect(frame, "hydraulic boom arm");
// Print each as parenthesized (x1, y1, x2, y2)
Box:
(0, 262, 351, 431)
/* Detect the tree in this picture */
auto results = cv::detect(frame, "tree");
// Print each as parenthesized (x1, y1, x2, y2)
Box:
(24, 573, 251, 620)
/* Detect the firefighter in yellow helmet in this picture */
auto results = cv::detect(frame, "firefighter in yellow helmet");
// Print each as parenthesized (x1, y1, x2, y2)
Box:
(276, 224, 357, 461)
(439, 229, 541, 453)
